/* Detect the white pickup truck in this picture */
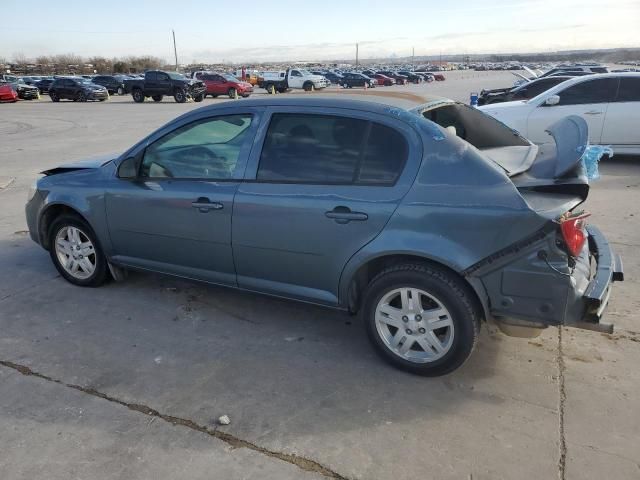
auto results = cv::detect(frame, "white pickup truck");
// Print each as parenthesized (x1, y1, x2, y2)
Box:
(258, 68, 329, 93)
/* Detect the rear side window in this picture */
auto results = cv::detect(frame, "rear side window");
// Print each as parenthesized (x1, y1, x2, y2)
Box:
(146, 72, 157, 81)
(257, 113, 408, 185)
(558, 78, 617, 105)
(615, 78, 640, 102)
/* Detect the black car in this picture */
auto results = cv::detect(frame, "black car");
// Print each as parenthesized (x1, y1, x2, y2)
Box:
(340, 72, 375, 89)
(398, 71, 423, 84)
(123, 70, 206, 103)
(35, 78, 55, 94)
(10, 79, 40, 100)
(48, 77, 109, 102)
(91, 75, 126, 95)
(478, 76, 573, 105)
(311, 71, 343, 85)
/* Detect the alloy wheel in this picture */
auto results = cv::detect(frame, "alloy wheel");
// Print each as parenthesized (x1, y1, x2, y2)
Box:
(54, 226, 96, 280)
(375, 287, 454, 363)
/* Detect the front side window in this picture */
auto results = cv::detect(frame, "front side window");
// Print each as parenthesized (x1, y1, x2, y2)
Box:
(291, 70, 302, 77)
(557, 78, 617, 105)
(140, 114, 253, 179)
(257, 113, 408, 185)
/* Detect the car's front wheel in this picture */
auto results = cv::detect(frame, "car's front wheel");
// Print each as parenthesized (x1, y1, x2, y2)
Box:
(362, 264, 480, 376)
(174, 89, 187, 103)
(48, 215, 108, 287)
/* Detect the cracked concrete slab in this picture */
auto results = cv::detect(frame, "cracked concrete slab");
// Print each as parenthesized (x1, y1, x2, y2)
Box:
(0, 176, 15, 190)
(0, 75, 639, 480)
(0, 366, 324, 480)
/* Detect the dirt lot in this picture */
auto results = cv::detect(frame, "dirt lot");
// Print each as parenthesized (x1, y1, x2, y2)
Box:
(1, 71, 639, 480)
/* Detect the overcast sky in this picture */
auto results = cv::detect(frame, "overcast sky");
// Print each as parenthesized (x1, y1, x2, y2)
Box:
(1, 0, 638, 63)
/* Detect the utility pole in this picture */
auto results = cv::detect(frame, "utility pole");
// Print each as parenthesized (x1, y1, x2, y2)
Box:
(172, 29, 178, 71)
(355, 43, 359, 68)
(412, 47, 415, 69)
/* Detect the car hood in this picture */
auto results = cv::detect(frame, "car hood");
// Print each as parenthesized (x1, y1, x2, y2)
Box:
(478, 100, 527, 112)
(42, 153, 118, 176)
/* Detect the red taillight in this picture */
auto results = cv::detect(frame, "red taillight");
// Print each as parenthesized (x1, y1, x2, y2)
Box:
(560, 213, 590, 257)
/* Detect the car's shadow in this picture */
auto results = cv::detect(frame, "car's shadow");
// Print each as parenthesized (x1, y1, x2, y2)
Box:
(0, 234, 553, 449)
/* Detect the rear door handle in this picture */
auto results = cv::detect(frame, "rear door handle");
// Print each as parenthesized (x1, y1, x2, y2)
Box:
(325, 206, 368, 224)
(584, 111, 603, 115)
(192, 197, 223, 212)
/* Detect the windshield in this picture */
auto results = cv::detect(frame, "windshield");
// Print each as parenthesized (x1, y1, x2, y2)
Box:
(167, 72, 186, 80)
(222, 74, 240, 82)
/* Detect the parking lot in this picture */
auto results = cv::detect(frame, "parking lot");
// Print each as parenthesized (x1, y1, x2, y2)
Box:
(1, 70, 639, 479)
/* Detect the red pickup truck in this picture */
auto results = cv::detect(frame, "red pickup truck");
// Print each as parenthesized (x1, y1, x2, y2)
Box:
(194, 72, 253, 98)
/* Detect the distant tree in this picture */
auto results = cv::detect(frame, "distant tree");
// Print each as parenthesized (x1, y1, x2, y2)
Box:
(113, 61, 129, 73)
(88, 56, 113, 73)
(35, 55, 51, 65)
(12, 52, 29, 65)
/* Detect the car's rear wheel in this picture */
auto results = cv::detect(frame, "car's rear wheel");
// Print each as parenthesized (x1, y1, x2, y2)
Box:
(48, 214, 108, 287)
(362, 264, 480, 376)
(132, 89, 144, 103)
(152, 95, 163, 102)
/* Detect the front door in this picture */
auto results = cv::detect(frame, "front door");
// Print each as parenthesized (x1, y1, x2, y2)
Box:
(105, 112, 258, 285)
(527, 77, 617, 144)
(600, 77, 640, 150)
(288, 70, 304, 89)
(232, 108, 421, 305)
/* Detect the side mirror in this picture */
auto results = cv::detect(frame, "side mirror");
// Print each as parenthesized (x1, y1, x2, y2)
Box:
(544, 95, 560, 106)
(118, 156, 139, 179)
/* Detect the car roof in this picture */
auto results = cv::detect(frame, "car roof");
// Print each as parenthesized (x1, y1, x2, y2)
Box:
(197, 95, 449, 112)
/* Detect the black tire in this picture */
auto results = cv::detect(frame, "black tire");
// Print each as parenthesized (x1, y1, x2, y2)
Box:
(174, 89, 187, 103)
(228, 88, 237, 99)
(342, 82, 349, 89)
(362, 263, 480, 376)
(266, 84, 276, 94)
(50, 91, 59, 102)
(76, 91, 87, 102)
(48, 214, 108, 287)
(152, 95, 163, 102)
(194, 93, 204, 102)
(117, 87, 124, 95)
(303, 82, 314, 92)
(132, 89, 144, 103)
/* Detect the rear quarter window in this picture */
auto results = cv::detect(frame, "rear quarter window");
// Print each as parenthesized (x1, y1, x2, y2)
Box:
(615, 77, 640, 102)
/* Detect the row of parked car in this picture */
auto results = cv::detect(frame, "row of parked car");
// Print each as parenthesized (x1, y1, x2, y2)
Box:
(310, 69, 445, 89)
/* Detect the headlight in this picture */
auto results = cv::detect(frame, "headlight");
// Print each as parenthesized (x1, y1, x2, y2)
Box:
(27, 177, 40, 202)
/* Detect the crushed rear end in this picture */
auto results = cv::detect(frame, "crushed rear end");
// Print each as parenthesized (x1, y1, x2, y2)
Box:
(413, 101, 624, 334)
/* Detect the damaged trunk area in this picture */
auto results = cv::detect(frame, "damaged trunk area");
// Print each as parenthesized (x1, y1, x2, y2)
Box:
(415, 102, 621, 334)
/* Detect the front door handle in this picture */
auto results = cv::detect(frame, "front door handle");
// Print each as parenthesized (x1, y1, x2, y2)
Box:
(192, 197, 223, 212)
(584, 111, 603, 115)
(325, 206, 368, 224)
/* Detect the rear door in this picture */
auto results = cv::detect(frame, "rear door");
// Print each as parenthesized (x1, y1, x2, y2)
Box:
(600, 76, 640, 150)
(105, 109, 261, 285)
(232, 107, 422, 305)
(527, 77, 617, 144)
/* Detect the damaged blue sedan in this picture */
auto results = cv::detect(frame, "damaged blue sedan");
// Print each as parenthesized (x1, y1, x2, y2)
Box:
(25, 97, 623, 376)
